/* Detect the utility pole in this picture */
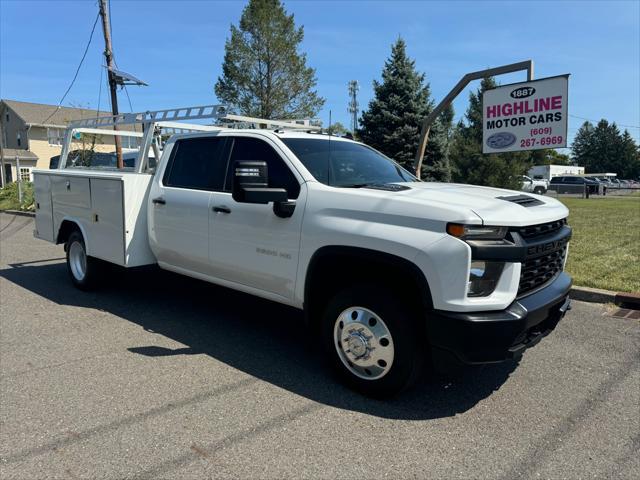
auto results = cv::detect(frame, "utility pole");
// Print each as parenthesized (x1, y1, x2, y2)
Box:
(347, 80, 359, 137)
(98, 0, 123, 169)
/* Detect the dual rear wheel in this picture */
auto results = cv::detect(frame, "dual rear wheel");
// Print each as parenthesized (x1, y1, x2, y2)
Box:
(66, 230, 102, 290)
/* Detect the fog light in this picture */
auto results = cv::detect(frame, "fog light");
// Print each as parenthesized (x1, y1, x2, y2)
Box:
(467, 261, 505, 297)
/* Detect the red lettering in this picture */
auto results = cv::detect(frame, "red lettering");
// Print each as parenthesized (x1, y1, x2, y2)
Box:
(487, 105, 499, 118)
(525, 100, 533, 113)
(502, 103, 513, 116)
(513, 101, 525, 115)
(538, 97, 550, 111)
(551, 96, 562, 110)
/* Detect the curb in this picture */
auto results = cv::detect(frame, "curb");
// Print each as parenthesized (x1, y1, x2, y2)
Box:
(615, 292, 640, 310)
(570, 286, 640, 309)
(0, 210, 35, 218)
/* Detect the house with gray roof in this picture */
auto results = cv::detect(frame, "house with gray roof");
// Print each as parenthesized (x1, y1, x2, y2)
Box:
(0, 100, 127, 186)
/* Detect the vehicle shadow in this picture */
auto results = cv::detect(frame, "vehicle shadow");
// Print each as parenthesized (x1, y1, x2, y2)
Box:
(1, 261, 519, 420)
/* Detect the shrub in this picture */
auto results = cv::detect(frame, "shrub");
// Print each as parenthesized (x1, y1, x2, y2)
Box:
(0, 181, 35, 211)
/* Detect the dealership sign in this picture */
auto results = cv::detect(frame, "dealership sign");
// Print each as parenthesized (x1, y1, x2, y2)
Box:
(482, 75, 569, 153)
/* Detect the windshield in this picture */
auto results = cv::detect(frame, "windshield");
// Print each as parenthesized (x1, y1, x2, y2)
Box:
(281, 138, 417, 187)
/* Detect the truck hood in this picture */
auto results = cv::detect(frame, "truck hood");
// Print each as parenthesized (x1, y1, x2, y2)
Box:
(396, 182, 568, 226)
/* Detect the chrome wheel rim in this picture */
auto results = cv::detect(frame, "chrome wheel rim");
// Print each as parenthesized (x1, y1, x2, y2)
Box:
(334, 306, 395, 380)
(69, 240, 87, 282)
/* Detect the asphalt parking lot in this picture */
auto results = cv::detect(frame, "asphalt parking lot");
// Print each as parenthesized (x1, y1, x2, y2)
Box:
(1, 212, 639, 479)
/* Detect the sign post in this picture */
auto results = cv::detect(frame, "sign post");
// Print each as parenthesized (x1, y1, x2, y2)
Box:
(413, 60, 534, 177)
(482, 74, 569, 154)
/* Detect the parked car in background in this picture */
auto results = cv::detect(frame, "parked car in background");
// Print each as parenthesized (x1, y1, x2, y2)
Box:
(520, 175, 548, 195)
(549, 176, 600, 195)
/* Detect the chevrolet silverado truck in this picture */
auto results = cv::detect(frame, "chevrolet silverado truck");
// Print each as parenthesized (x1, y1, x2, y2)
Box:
(33, 106, 572, 397)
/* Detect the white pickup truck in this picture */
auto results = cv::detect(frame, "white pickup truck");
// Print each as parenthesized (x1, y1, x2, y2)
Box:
(33, 106, 572, 397)
(521, 175, 548, 195)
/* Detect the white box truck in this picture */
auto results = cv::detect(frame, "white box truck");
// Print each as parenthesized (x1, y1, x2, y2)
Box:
(528, 164, 585, 181)
(33, 105, 573, 397)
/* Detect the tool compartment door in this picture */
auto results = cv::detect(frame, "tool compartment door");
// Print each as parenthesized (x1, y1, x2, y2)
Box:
(89, 178, 125, 265)
(33, 173, 55, 242)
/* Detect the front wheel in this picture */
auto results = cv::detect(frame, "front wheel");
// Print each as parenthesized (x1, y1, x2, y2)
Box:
(321, 285, 425, 397)
(66, 230, 102, 290)
(533, 186, 546, 195)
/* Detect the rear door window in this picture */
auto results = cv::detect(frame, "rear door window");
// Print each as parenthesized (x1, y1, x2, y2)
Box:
(163, 137, 228, 191)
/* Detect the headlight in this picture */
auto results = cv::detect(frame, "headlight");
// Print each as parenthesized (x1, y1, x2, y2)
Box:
(467, 261, 505, 297)
(447, 223, 508, 240)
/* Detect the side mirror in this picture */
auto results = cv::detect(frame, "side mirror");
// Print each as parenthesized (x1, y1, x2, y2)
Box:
(232, 160, 288, 204)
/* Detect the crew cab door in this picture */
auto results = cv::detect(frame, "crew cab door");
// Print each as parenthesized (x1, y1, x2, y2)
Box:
(149, 136, 228, 275)
(208, 135, 305, 299)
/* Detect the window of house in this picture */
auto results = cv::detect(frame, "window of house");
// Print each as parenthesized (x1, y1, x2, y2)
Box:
(19, 167, 31, 182)
(16, 132, 21, 147)
(47, 128, 64, 146)
(225, 137, 300, 198)
(5, 112, 9, 122)
(162, 137, 228, 191)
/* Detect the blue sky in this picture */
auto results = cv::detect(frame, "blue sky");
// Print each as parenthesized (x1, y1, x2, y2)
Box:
(1, 0, 639, 147)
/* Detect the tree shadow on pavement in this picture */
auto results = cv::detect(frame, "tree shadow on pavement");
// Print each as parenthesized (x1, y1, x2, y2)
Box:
(1, 261, 519, 421)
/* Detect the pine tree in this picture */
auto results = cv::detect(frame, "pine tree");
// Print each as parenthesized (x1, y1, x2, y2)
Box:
(214, 0, 324, 119)
(420, 104, 455, 182)
(571, 121, 596, 168)
(358, 38, 449, 176)
(571, 120, 639, 177)
(449, 77, 533, 189)
(619, 130, 640, 178)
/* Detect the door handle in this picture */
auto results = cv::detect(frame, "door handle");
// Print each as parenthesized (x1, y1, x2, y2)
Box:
(212, 205, 231, 214)
(152, 197, 166, 205)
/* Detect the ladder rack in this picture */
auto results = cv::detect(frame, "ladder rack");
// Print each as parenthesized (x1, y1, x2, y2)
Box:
(58, 104, 322, 173)
(61, 105, 231, 172)
(68, 104, 230, 129)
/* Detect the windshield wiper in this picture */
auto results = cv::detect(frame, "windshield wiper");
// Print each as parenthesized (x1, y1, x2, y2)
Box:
(337, 182, 412, 192)
(338, 182, 376, 188)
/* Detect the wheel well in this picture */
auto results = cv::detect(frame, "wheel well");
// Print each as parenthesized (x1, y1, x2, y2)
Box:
(57, 220, 81, 247)
(304, 247, 433, 330)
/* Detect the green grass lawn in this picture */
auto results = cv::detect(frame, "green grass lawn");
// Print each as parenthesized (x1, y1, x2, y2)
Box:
(560, 194, 640, 293)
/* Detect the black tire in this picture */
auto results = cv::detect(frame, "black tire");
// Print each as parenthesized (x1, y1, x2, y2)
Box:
(533, 186, 546, 195)
(66, 230, 102, 291)
(321, 284, 425, 398)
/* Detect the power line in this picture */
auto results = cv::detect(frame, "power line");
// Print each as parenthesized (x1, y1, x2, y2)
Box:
(42, 11, 100, 125)
(569, 114, 639, 129)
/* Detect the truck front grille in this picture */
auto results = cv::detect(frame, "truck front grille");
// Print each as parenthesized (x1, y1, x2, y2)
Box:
(518, 246, 567, 296)
(513, 218, 570, 297)
(514, 218, 567, 240)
